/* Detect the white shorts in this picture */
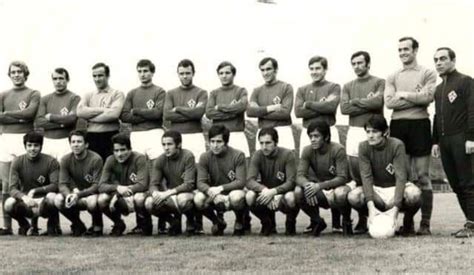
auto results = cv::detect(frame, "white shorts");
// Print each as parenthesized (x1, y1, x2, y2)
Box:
(322, 181, 356, 207)
(300, 126, 340, 153)
(274, 125, 295, 150)
(346, 127, 366, 157)
(228, 131, 250, 157)
(182, 133, 206, 159)
(354, 182, 415, 205)
(130, 129, 164, 160)
(0, 133, 26, 162)
(42, 138, 70, 160)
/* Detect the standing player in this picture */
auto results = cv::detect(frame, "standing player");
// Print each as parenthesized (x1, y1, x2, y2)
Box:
(431, 47, 474, 237)
(54, 130, 103, 236)
(340, 51, 385, 233)
(195, 125, 247, 236)
(0, 61, 41, 235)
(4, 131, 60, 235)
(76, 63, 125, 161)
(347, 115, 422, 237)
(120, 59, 166, 234)
(35, 68, 80, 160)
(206, 61, 249, 156)
(246, 127, 299, 235)
(145, 130, 196, 236)
(97, 133, 149, 236)
(384, 37, 437, 235)
(247, 57, 294, 150)
(294, 55, 343, 233)
(295, 120, 353, 236)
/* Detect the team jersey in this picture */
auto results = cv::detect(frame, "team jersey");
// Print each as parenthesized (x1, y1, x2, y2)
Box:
(206, 85, 248, 132)
(0, 86, 40, 133)
(149, 149, 196, 193)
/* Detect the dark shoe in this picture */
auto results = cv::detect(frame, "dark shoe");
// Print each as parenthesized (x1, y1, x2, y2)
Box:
(211, 219, 227, 236)
(396, 225, 416, 237)
(110, 222, 126, 237)
(354, 218, 368, 235)
(18, 224, 31, 236)
(342, 220, 353, 236)
(260, 218, 274, 236)
(332, 224, 343, 234)
(127, 226, 143, 235)
(312, 219, 327, 237)
(454, 222, 474, 238)
(416, 221, 431, 236)
(28, 227, 40, 236)
(0, 228, 13, 236)
(158, 228, 168, 235)
(71, 223, 87, 237)
(285, 223, 296, 236)
(233, 222, 245, 236)
(168, 216, 182, 236)
(84, 227, 103, 237)
(303, 224, 314, 234)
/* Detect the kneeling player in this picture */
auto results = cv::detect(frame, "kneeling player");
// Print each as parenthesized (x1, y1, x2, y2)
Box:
(54, 130, 104, 236)
(145, 130, 196, 236)
(347, 115, 421, 237)
(194, 125, 247, 236)
(4, 131, 60, 235)
(295, 120, 353, 236)
(246, 127, 299, 235)
(97, 133, 149, 236)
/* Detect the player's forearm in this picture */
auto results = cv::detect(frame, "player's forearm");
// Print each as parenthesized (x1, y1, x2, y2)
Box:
(134, 108, 162, 120)
(275, 180, 295, 194)
(306, 101, 338, 114)
(246, 179, 266, 192)
(340, 101, 368, 116)
(49, 114, 78, 125)
(77, 184, 99, 198)
(318, 177, 346, 190)
(98, 183, 118, 193)
(35, 118, 62, 130)
(246, 105, 268, 117)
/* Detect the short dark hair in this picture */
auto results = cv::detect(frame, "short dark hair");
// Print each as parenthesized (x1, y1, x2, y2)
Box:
(258, 127, 279, 144)
(23, 130, 44, 146)
(308, 56, 328, 69)
(68, 129, 87, 143)
(364, 114, 388, 133)
(399, 37, 419, 50)
(92, 62, 110, 76)
(111, 133, 131, 150)
(350, 51, 371, 65)
(216, 61, 236, 75)
(8, 61, 30, 80)
(53, 67, 70, 81)
(162, 130, 182, 147)
(259, 57, 278, 70)
(137, 59, 155, 73)
(436, 47, 456, 60)
(208, 125, 230, 145)
(307, 119, 331, 143)
(177, 59, 195, 74)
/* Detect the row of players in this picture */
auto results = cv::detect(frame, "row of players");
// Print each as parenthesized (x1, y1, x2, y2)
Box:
(2, 118, 422, 238)
(1, 36, 473, 238)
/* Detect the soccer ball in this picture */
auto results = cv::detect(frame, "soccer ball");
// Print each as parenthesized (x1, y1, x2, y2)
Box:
(368, 213, 396, 239)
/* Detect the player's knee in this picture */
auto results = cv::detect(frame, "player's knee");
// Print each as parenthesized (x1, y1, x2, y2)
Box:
(144, 196, 154, 213)
(177, 193, 194, 212)
(86, 195, 98, 212)
(229, 190, 245, 210)
(97, 194, 110, 210)
(283, 192, 296, 209)
(54, 194, 65, 209)
(4, 197, 16, 214)
(44, 192, 56, 206)
(245, 190, 257, 207)
(404, 184, 421, 207)
(347, 188, 365, 208)
(133, 192, 146, 208)
(193, 191, 207, 210)
(333, 186, 350, 207)
(417, 175, 432, 191)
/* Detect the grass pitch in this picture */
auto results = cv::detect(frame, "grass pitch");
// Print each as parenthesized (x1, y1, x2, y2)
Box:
(0, 193, 472, 273)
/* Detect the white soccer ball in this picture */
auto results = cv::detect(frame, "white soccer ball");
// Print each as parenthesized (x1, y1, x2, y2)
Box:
(368, 213, 396, 239)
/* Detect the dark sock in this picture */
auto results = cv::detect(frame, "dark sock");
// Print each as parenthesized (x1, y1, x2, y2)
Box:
(421, 189, 433, 225)
(2, 193, 12, 229)
(463, 189, 474, 222)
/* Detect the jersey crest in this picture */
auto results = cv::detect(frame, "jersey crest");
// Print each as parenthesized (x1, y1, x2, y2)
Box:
(367, 92, 375, 99)
(37, 175, 46, 184)
(329, 165, 336, 175)
(187, 99, 196, 108)
(385, 163, 395, 175)
(276, 171, 285, 181)
(230, 99, 239, 105)
(84, 174, 93, 183)
(100, 98, 107, 108)
(129, 173, 137, 183)
(272, 96, 281, 105)
(448, 91, 457, 103)
(60, 107, 69, 115)
(319, 97, 327, 102)
(146, 99, 155, 109)
(18, 101, 27, 110)
(227, 170, 236, 181)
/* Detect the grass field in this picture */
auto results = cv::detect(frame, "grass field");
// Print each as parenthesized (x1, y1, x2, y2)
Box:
(0, 193, 472, 273)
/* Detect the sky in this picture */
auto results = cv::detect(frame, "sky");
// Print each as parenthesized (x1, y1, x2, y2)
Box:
(1, 0, 472, 124)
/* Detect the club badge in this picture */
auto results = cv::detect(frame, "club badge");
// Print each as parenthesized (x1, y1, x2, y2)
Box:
(386, 163, 394, 175)
(18, 101, 27, 110)
(320, 97, 327, 102)
(448, 91, 457, 103)
(329, 165, 336, 175)
(367, 92, 375, 99)
(37, 175, 46, 184)
(129, 173, 137, 183)
(146, 99, 155, 109)
(84, 174, 93, 183)
(272, 96, 281, 104)
(230, 99, 238, 105)
(187, 99, 196, 108)
(181, 172, 186, 180)
(60, 107, 69, 116)
(227, 170, 236, 181)
(276, 171, 285, 181)
(100, 98, 107, 108)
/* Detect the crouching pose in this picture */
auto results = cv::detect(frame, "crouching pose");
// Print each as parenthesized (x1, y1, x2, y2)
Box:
(4, 131, 60, 236)
(54, 130, 104, 236)
(97, 133, 149, 236)
(295, 120, 353, 236)
(348, 115, 421, 237)
(194, 125, 247, 236)
(246, 127, 299, 235)
(145, 130, 196, 236)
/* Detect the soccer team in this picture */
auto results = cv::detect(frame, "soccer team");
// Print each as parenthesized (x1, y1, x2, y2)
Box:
(0, 36, 473, 238)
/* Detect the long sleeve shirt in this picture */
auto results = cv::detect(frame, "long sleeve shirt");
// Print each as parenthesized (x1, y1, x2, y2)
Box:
(149, 149, 196, 194)
(9, 153, 59, 199)
(35, 90, 80, 139)
(358, 137, 409, 209)
(247, 80, 293, 128)
(163, 85, 207, 134)
(197, 146, 246, 193)
(295, 80, 340, 128)
(340, 75, 385, 127)
(0, 86, 40, 133)
(206, 85, 248, 132)
(98, 152, 148, 194)
(247, 147, 296, 194)
(120, 84, 166, 131)
(76, 87, 125, 133)
(296, 142, 349, 190)
(433, 70, 474, 143)
(59, 150, 103, 198)
(384, 64, 437, 120)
